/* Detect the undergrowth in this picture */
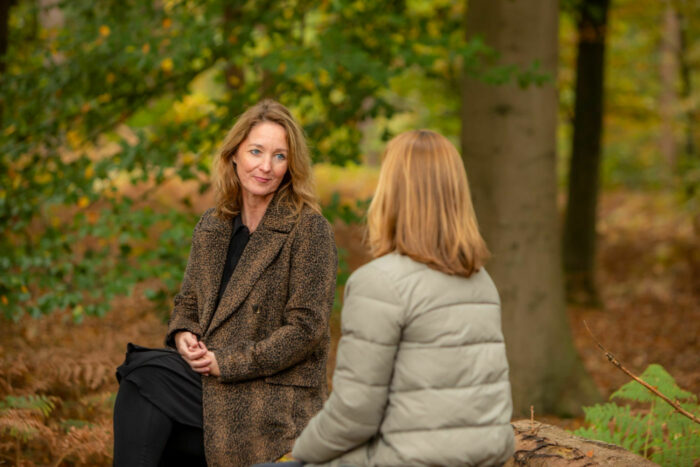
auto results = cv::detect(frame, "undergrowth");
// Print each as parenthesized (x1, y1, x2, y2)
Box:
(574, 364, 700, 466)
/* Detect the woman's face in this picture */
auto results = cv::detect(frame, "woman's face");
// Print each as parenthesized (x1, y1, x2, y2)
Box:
(234, 121, 289, 202)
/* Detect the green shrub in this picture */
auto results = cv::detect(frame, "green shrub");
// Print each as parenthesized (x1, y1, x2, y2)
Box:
(574, 364, 699, 466)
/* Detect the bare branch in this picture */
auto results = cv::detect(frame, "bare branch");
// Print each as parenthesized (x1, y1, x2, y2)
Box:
(583, 320, 700, 425)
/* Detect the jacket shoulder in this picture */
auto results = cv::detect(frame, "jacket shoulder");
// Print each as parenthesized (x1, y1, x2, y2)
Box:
(194, 207, 219, 230)
(297, 205, 334, 237)
(346, 255, 405, 306)
(353, 253, 500, 308)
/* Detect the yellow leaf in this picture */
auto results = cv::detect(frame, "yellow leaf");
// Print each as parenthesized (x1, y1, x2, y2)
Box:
(106, 72, 116, 84)
(182, 153, 195, 165)
(4, 124, 16, 136)
(391, 33, 404, 44)
(21, 286, 28, 294)
(1, 296, 7, 305)
(85, 164, 95, 178)
(81, 102, 91, 113)
(319, 69, 330, 86)
(160, 57, 174, 73)
(34, 172, 52, 184)
(329, 88, 345, 104)
(278, 62, 287, 74)
(162, 17, 172, 29)
(66, 130, 82, 148)
(99, 25, 110, 37)
(427, 21, 440, 38)
(432, 59, 449, 76)
(78, 197, 90, 208)
(87, 211, 99, 224)
(97, 93, 111, 103)
(142, 43, 151, 54)
(283, 8, 293, 19)
(72, 305, 84, 320)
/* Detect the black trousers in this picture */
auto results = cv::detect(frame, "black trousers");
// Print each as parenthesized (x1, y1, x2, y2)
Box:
(113, 345, 207, 467)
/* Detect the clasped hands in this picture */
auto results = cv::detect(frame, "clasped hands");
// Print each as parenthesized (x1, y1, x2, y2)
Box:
(174, 331, 220, 377)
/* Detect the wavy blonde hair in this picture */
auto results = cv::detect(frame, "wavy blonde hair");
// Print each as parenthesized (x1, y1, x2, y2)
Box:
(367, 130, 489, 277)
(213, 99, 319, 219)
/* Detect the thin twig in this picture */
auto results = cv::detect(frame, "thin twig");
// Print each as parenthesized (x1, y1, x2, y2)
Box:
(528, 405, 539, 435)
(583, 320, 700, 425)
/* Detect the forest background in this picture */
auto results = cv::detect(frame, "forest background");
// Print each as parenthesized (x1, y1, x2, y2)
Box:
(0, 0, 698, 465)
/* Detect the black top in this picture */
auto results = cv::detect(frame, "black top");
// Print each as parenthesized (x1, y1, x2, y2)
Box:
(214, 214, 250, 310)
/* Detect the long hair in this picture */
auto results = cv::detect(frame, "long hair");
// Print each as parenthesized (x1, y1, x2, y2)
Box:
(212, 99, 319, 219)
(367, 130, 489, 277)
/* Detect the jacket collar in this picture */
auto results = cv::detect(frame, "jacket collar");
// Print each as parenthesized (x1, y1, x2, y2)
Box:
(200, 190, 296, 236)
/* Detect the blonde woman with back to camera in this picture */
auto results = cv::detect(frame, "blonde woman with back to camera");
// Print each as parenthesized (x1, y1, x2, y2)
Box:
(289, 130, 515, 466)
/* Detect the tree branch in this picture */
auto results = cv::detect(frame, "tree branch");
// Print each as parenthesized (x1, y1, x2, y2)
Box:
(583, 320, 700, 425)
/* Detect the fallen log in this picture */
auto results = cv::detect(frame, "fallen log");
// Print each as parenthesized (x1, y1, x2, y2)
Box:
(505, 420, 657, 466)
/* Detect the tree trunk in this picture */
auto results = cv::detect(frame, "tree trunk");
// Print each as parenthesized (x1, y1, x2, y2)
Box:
(659, 0, 680, 171)
(677, 7, 696, 162)
(461, 0, 600, 416)
(0, 0, 16, 125)
(562, 0, 610, 306)
(0, 0, 10, 76)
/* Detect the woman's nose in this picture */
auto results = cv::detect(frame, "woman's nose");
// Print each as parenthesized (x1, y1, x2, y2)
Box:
(260, 155, 272, 172)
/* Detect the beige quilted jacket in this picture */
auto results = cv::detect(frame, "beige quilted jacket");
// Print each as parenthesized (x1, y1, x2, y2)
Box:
(292, 253, 514, 466)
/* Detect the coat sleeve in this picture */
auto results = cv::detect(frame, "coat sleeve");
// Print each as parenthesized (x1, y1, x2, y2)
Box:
(292, 263, 404, 463)
(216, 212, 337, 383)
(164, 211, 209, 348)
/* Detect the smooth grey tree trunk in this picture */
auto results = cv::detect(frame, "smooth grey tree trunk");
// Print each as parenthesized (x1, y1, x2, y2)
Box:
(461, 0, 600, 416)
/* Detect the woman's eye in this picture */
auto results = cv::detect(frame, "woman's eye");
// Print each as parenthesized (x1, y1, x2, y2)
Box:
(275, 153, 286, 160)
(250, 149, 261, 155)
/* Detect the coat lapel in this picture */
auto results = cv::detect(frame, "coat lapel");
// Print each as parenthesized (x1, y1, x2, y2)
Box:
(197, 212, 233, 334)
(203, 197, 297, 336)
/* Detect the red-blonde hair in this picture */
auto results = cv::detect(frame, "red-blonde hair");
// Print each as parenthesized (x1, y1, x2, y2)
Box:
(367, 130, 489, 277)
(212, 99, 319, 219)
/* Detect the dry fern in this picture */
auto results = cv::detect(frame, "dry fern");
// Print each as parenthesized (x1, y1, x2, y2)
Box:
(51, 420, 113, 466)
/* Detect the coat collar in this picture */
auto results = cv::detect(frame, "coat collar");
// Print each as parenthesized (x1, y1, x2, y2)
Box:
(200, 191, 298, 335)
(198, 190, 297, 236)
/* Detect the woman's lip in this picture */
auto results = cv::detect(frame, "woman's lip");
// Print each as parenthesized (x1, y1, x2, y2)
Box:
(253, 176, 270, 183)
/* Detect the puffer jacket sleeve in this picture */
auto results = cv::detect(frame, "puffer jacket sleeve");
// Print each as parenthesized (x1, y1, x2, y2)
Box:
(292, 264, 404, 463)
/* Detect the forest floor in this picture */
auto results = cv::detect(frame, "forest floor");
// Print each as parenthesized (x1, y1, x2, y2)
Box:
(0, 189, 698, 465)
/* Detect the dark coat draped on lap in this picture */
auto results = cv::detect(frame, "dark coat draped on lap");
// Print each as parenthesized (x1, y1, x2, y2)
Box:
(165, 194, 337, 467)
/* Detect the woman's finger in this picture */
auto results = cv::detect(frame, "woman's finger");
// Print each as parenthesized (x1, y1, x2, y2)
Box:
(189, 357, 212, 368)
(182, 347, 207, 361)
